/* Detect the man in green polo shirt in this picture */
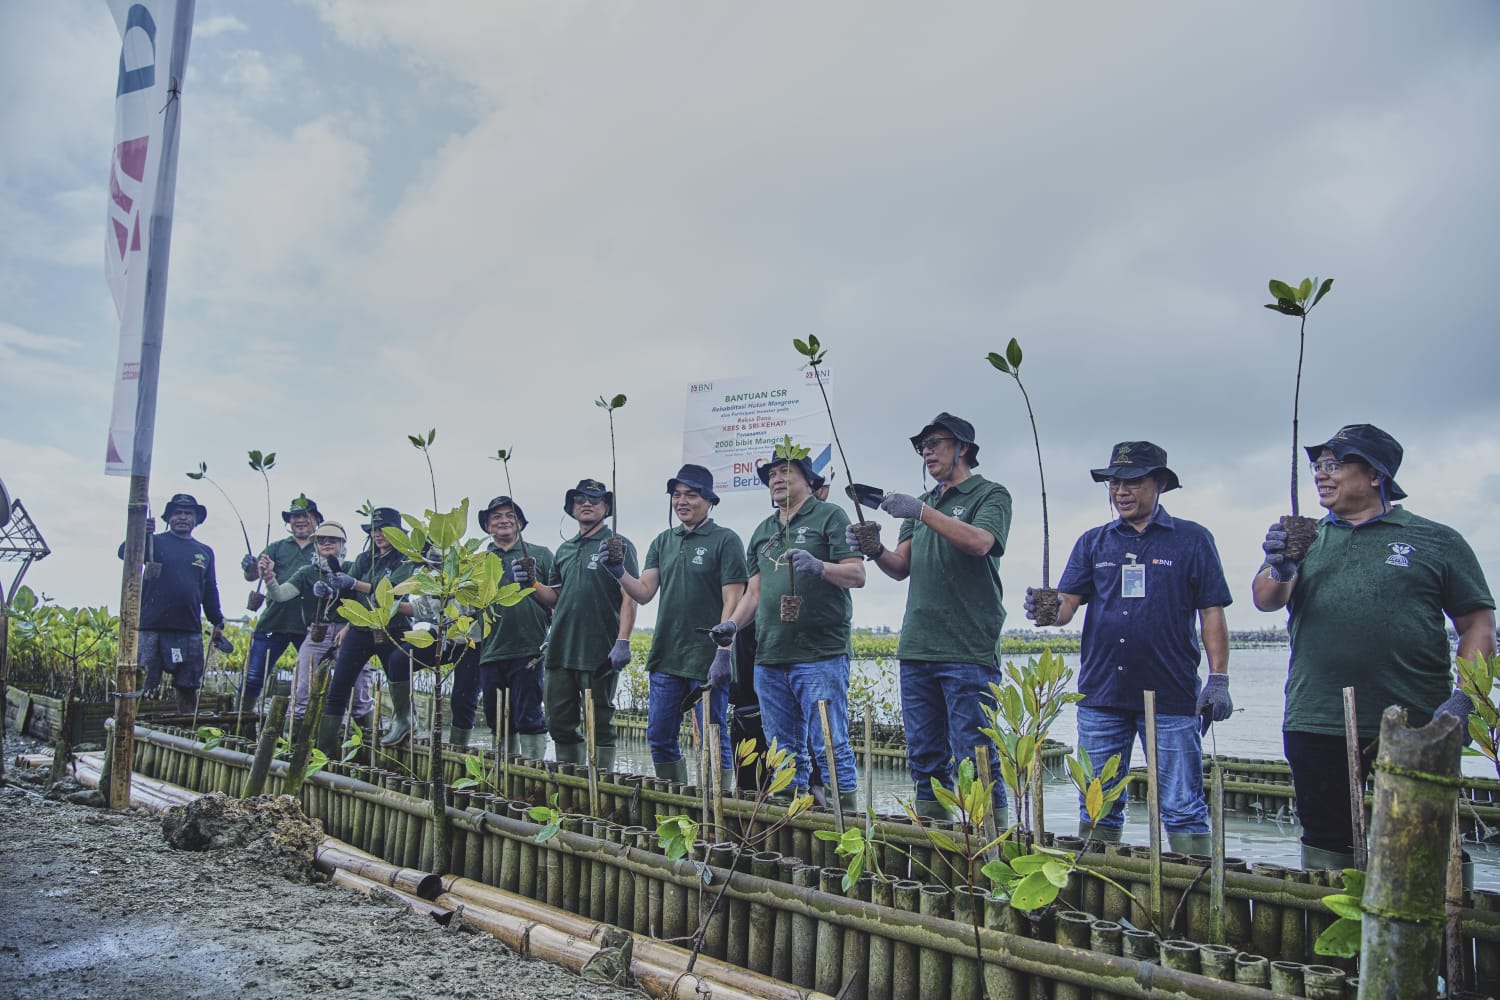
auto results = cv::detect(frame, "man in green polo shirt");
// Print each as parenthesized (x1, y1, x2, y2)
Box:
(535, 479, 638, 769)
(862, 413, 1012, 823)
(713, 454, 865, 809)
(615, 464, 747, 788)
(1254, 423, 1495, 870)
(240, 495, 323, 714)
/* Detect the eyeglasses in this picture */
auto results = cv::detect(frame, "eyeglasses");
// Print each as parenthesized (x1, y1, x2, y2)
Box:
(1309, 459, 1347, 476)
(315, 536, 343, 544)
(574, 497, 602, 506)
(1106, 477, 1151, 492)
(913, 436, 956, 455)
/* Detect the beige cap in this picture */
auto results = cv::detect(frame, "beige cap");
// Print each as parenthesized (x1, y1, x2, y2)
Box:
(314, 520, 348, 542)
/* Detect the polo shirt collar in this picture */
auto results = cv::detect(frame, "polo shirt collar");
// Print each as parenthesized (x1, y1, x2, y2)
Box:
(1324, 505, 1408, 530)
(928, 473, 985, 503)
(673, 518, 716, 538)
(1109, 504, 1176, 537)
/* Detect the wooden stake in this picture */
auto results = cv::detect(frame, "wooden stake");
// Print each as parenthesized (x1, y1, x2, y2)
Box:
(709, 721, 724, 839)
(701, 689, 713, 837)
(818, 699, 844, 833)
(1144, 689, 1163, 931)
(584, 687, 599, 817)
(1343, 686, 1367, 869)
(500, 687, 511, 799)
(865, 711, 875, 836)
(1210, 758, 1226, 944)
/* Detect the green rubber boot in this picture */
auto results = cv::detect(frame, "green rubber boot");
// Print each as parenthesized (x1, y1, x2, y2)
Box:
(1300, 843, 1356, 872)
(315, 715, 344, 759)
(654, 759, 690, 784)
(914, 798, 953, 823)
(837, 789, 859, 814)
(595, 747, 616, 774)
(719, 769, 735, 795)
(447, 725, 472, 747)
(1083, 824, 1123, 843)
(518, 733, 549, 761)
(351, 713, 375, 744)
(553, 740, 586, 765)
(1169, 833, 1214, 857)
(380, 682, 413, 747)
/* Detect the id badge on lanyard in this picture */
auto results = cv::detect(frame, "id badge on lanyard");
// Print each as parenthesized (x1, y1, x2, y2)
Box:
(1121, 553, 1145, 599)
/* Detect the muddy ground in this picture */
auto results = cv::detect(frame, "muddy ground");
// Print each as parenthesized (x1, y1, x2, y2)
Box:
(0, 735, 642, 1000)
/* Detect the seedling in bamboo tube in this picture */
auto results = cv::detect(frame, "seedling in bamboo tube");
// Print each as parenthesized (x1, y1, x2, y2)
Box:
(186, 460, 257, 599)
(245, 449, 277, 611)
(792, 335, 881, 557)
(985, 339, 1057, 624)
(595, 393, 627, 565)
(1265, 275, 1333, 561)
(770, 435, 811, 623)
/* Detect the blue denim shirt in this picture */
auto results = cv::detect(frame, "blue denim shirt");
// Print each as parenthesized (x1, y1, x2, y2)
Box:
(1057, 506, 1232, 716)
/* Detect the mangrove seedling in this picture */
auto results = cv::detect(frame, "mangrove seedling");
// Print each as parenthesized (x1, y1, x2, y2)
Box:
(489, 447, 534, 579)
(792, 335, 880, 556)
(1312, 867, 1365, 958)
(186, 460, 256, 598)
(246, 449, 277, 610)
(986, 338, 1057, 623)
(407, 428, 438, 512)
(1457, 652, 1500, 782)
(979, 649, 1082, 838)
(1264, 275, 1334, 560)
(771, 435, 811, 622)
(595, 394, 627, 564)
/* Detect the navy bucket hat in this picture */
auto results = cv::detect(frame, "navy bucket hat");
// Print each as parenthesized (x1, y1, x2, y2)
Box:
(161, 493, 208, 522)
(281, 494, 323, 524)
(666, 464, 720, 505)
(909, 412, 980, 467)
(1090, 441, 1181, 492)
(564, 478, 613, 515)
(478, 495, 529, 531)
(757, 455, 819, 487)
(1305, 424, 1407, 500)
(361, 506, 402, 533)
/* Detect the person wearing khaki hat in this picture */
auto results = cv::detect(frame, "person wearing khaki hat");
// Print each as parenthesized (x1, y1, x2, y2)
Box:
(240, 494, 325, 716)
(1253, 423, 1495, 871)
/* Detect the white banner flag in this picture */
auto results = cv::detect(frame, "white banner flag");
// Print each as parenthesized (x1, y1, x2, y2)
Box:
(682, 370, 835, 495)
(104, 0, 195, 476)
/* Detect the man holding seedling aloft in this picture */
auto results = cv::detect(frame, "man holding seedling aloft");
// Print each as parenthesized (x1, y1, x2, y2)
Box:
(864, 413, 1012, 824)
(239, 494, 323, 714)
(535, 479, 637, 769)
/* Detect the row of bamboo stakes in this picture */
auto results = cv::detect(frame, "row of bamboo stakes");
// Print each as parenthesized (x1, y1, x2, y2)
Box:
(105, 721, 1500, 997)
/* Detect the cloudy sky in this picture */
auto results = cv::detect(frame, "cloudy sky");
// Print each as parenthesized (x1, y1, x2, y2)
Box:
(3, 1, 1497, 635)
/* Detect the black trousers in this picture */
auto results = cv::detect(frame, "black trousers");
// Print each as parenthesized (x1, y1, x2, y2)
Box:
(1283, 729, 1379, 853)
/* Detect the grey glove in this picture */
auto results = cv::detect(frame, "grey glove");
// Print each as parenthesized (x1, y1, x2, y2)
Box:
(1434, 690, 1475, 721)
(787, 547, 825, 578)
(240, 554, 257, 574)
(327, 571, 358, 592)
(708, 620, 737, 648)
(312, 580, 334, 599)
(1023, 587, 1037, 622)
(1262, 523, 1299, 583)
(880, 492, 925, 520)
(508, 559, 532, 586)
(709, 647, 733, 688)
(1196, 674, 1233, 733)
(597, 638, 631, 681)
(596, 539, 625, 580)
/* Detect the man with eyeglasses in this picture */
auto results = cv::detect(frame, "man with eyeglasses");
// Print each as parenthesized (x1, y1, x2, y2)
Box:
(1029, 442, 1232, 855)
(240, 495, 324, 717)
(533, 479, 637, 770)
(861, 413, 1013, 823)
(1253, 424, 1494, 871)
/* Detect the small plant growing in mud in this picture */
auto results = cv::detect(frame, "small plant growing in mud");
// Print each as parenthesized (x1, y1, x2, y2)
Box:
(1264, 275, 1334, 561)
(595, 394, 628, 565)
(986, 338, 1058, 623)
(792, 335, 881, 556)
(980, 649, 1081, 836)
(186, 460, 257, 600)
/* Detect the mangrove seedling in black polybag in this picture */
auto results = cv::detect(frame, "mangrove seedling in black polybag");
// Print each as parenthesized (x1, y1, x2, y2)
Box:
(244, 449, 276, 610)
(986, 339, 1058, 624)
(1265, 275, 1334, 561)
(792, 335, 881, 556)
(771, 435, 811, 623)
(595, 393, 627, 565)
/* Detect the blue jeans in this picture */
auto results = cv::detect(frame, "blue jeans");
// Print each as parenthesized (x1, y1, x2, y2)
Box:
(647, 672, 732, 770)
(899, 660, 1006, 808)
(242, 631, 304, 704)
(450, 656, 546, 735)
(1076, 705, 1207, 834)
(754, 656, 857, 794)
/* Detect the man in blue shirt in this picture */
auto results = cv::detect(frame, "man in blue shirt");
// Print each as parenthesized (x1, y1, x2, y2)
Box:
(1028, 442, 1233, 854)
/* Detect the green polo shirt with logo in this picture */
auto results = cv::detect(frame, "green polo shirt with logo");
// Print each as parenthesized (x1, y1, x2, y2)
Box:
(348, 545, 416, 635)
(895, 474, 1013, 665)
(546, 526, 638, 673)
(479, 539, 558, 663)
(748, 497, 860, 666)
(1281, 507, 1494, 739)
(644, 520, 748, 680)
(254, 537, 317, 633)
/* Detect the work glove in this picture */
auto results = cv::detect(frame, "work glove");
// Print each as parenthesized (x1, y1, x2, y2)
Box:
(508, 559, 533, 586)
(212, 633, 234, 655)
(596, 539, 625, 580)
(312, 580, 334, 599)
(1434, 690, 1475, 722)
(880, 492, 925, 521)
(709, 647, 733, 688)
(787, 547, 825, 579)
(1023, 587, 1037, 622)
(1196, 675, 1233, 734)
(1261, 523, 1299, 583)
(708, 620, 737, 648)
(327, 571, 358, 592)
(240, 554, 257, 574)
(845, 522, 882, 554)
(596, 638, 631, 683)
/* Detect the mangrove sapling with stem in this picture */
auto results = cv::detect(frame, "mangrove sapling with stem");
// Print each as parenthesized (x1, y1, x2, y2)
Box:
(186, 460, 256, 601)
(986, 338, 1059, 624)
(407, 428, 439, 512)
(1264, 275, 1334, 561)
(792, 335, 881, 556)
(595, 394, 627, 565)
(245, 449, 277, 611)
(490, 447, 535, 580)
(770, 435, 811, 622)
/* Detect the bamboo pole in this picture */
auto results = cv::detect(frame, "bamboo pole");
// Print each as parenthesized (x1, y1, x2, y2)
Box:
(242, 694, 288, 797)
(818, 699, 844, 833)
(1343, 686, 1367, 870)
(584, 690, 599, 817)
(1144, 690, 1163, 931)
(1210, 757, 1225, 944)
(109, 475, 151, 809)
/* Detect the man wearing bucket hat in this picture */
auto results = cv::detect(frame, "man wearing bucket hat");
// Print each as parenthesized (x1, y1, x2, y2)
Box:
(862, 413, 1014, 823)
(533, 479, 638, 769)
(1253, 424, 1495, 871)
(316, 506, 421, 757)
(1030, 442, 1232, 855)
(614, 464, 747, 789)
(447, 496, 558, 753)
(239, 494, 324, 717)
(713, 451, 865, 809)
(118, 493, 226, 713)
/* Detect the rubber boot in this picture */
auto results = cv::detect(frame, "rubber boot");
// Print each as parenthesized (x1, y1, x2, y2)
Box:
(837, 789, 859, 814)
(914, 798, 953, 823)
(316, 715, 344, 759)
(595, 747, 616, 774)
(1083, 824, 1123, 843)
(553, 740, 586, 765)
(351, 713, 376, 747)
(447, 725, 472, 747)
(1169, 833, 1214, 857)
(504, 734, 520, 756)
(380, 682, 412, 747)
(1300, 843, 1356, 872)
(719, 769, 735, 795)
(654, 759, 690, 785)
(518, 733, 549, 761)
(174, 685, 199, 715)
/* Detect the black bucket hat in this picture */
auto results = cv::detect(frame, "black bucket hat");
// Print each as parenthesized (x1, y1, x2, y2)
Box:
(757, 455, 819, 487)
(909, 412, 980, 467)
(666, 464, 720, 505)
(281, 494, 323, 524)
(564, 478, 612, 515)
(478, 495, 529, 531)
(361, 506, 402, 533)
(1305, 424, 1407, 500)
(1090, 441, 1181, 492)
(161, 493, 208, 522)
